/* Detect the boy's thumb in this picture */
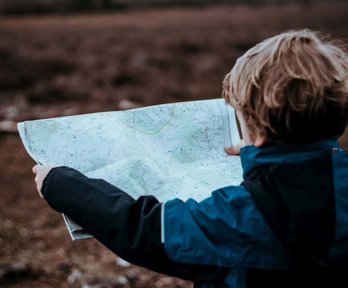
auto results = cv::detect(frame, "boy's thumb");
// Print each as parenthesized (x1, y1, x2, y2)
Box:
(224, 146, 238, 155)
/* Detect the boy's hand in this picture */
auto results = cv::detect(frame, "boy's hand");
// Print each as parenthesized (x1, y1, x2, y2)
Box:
(32, 165, 55, 197)
(224, 140, 245, 155)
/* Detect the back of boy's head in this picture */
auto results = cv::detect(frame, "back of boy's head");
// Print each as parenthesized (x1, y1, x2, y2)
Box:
(223, 29, 348, 144)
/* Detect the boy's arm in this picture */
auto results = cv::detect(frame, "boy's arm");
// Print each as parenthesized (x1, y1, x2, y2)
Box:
(40, 166, 230, 283)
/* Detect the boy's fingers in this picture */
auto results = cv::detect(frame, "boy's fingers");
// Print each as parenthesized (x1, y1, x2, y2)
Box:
(32, 165, 38, 174)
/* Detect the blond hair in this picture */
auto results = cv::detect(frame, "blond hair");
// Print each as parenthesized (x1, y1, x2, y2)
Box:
(223, 30, 348, 144)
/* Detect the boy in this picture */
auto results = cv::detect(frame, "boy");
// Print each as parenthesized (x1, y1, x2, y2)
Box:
(33, 30, 348, 287)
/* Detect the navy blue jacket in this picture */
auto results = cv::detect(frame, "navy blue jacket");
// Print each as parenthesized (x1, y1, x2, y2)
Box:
(42, 139, 348, 287)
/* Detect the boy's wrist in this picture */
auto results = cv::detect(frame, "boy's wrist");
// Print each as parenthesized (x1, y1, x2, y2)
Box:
(41, 166, 65, 198)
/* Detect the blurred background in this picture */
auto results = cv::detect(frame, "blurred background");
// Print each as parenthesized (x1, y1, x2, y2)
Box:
(1, 0, 348, 287)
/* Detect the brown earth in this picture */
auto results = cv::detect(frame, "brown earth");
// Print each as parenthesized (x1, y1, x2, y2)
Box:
(1, 2, 348, 287)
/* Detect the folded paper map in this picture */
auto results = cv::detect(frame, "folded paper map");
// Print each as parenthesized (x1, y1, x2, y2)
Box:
(18, 99, 243, 240)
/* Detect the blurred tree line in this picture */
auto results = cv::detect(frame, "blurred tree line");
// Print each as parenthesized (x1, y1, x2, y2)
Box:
(1, 0, 122, 15)
(0, 0, 337, 15)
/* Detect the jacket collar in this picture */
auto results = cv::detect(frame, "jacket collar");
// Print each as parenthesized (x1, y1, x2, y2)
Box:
(240, 138, 339, 178)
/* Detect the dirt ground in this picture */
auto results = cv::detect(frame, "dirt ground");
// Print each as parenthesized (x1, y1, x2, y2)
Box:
(1, 2, 348, 287)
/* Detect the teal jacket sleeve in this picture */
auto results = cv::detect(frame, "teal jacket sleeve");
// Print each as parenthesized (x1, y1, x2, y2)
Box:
(41, 166, 230, 285)
(163, 185, 287, 269)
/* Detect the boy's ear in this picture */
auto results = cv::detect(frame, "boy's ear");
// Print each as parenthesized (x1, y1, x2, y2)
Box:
(254, 135, 266, 147)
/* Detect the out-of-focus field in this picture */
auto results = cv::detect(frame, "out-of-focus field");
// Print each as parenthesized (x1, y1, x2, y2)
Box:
(1, 2, 348, 287)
